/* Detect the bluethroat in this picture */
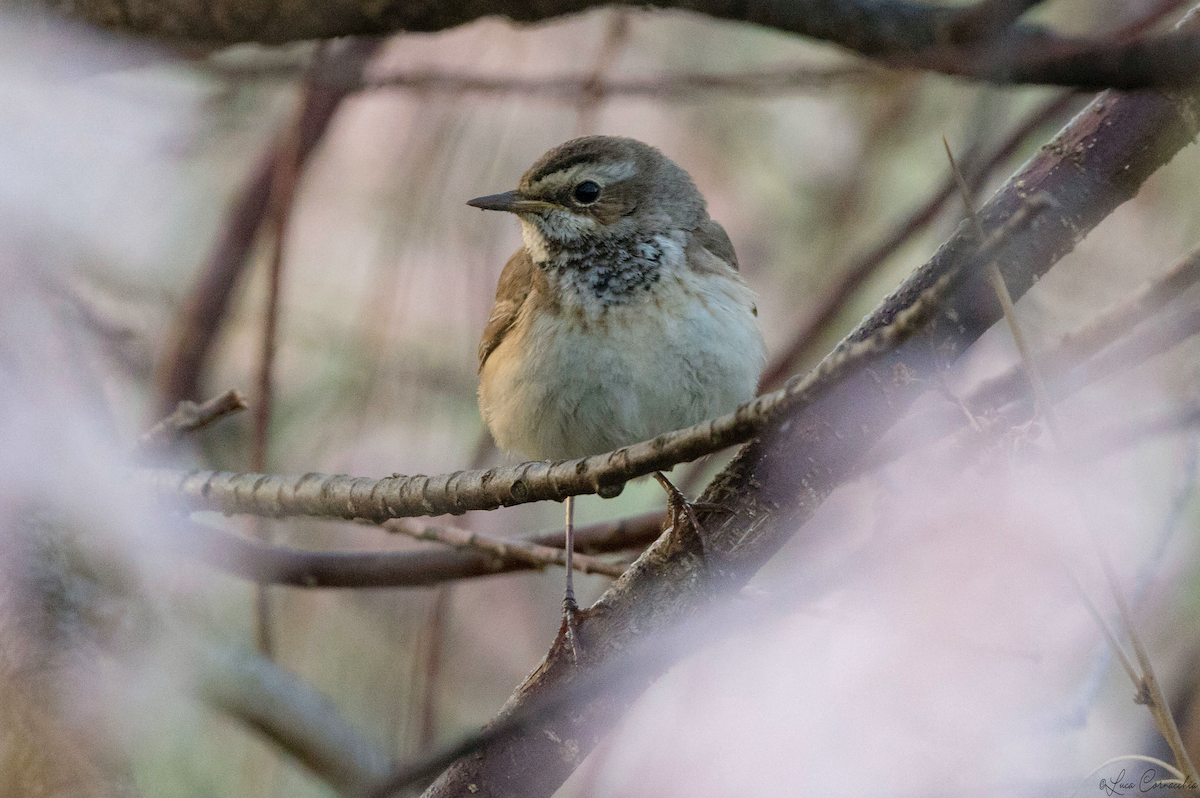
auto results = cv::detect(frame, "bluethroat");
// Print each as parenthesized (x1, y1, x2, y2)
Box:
(469, 136, 766, 652)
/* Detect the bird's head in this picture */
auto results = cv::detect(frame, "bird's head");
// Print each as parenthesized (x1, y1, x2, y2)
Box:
(467, 136, 706, 259)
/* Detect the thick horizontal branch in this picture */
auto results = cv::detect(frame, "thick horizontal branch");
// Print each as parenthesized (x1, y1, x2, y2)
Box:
(180, 512, 662, 588)
(39, 0, 1200, 90)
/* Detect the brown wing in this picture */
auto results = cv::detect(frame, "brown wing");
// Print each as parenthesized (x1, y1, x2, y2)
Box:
(690, 218, 739, 271)
(478, 247, 535, 372)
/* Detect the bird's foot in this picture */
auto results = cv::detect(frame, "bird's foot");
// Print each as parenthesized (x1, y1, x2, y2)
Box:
(555, 594, 582, 665)
(653, 472, 722, 553)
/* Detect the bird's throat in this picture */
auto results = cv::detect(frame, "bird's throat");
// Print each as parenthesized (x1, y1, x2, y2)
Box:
(536, 229, 685, 310)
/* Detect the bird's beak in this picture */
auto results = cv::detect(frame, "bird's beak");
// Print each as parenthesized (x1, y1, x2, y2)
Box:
(466, 190, 552, 214)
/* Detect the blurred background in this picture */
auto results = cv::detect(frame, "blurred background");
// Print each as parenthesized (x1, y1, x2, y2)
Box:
(5, 0, 1200, 794)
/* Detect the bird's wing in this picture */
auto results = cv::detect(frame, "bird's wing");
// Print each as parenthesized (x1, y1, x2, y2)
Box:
(690, 218, 739, 271)
(478, 247, 535, 373)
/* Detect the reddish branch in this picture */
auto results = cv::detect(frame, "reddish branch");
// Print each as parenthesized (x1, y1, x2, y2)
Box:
(179, 512, 662, 588)
(154, 38, 382, 412)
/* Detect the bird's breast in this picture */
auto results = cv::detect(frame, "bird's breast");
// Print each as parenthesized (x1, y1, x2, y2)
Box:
(478, 259, 766, 461)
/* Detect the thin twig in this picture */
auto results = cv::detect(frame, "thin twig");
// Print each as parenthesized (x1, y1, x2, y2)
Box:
(134, 390, 246, 452)
(218, 62, 885, 99)
(870, 245, 1200, 471)
(385, 521, 626, 578)
(417, 587, 451, 752)
(574, 9, 632, 134)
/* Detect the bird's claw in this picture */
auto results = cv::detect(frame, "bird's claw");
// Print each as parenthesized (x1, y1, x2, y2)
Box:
(653, 472, 710, 553)
(558, 595, 581, 665)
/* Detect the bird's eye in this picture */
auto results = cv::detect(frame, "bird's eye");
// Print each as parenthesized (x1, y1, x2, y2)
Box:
(573, 180, 601, 205)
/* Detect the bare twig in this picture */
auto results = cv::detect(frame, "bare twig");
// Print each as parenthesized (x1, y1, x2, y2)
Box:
(385, 520, 626, 578)
(416, 587, 451, 753)
(361, 63, 882, 99)
(870, 248, 1200, 471)
(969, 246, 1200, 414)
(134, 389, 246, 452)
(574, 8, 631, 134)
(248, 43, 327, 659)
(176, 512, 662, 588)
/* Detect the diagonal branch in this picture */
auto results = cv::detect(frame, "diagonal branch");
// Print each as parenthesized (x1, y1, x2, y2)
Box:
(134, 389, 246, 452)
(195, 642, 392, 795)
(758, 88, 1080, 391)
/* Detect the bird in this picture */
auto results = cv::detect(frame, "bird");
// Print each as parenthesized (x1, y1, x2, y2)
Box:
(468, 135, 766, 653)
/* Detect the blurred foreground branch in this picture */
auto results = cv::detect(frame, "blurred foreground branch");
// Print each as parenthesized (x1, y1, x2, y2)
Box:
(195, 643, 392, 795)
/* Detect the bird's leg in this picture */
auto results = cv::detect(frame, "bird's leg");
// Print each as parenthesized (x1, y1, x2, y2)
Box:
(560, 494, 580, 663)
(653, 471, 725, 552)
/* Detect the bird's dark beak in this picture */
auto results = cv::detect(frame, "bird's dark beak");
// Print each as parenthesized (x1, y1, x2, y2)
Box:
(467, 190, 552, 214)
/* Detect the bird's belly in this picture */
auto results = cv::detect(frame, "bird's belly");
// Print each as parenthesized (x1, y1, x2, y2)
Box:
(478, 276, 765, 461)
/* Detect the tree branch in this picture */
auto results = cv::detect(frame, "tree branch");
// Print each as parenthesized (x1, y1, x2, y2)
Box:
(37, 0, 1200, 90)
(758, 88, 1080, 391)
(134, 389, 246, 452)
(219, 62, 886, 98)
(177, 512, 662, 588)
(386, 520, 626, 578)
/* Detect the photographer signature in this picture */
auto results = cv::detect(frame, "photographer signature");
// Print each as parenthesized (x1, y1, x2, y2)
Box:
(1099, 768, 1197, 795)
